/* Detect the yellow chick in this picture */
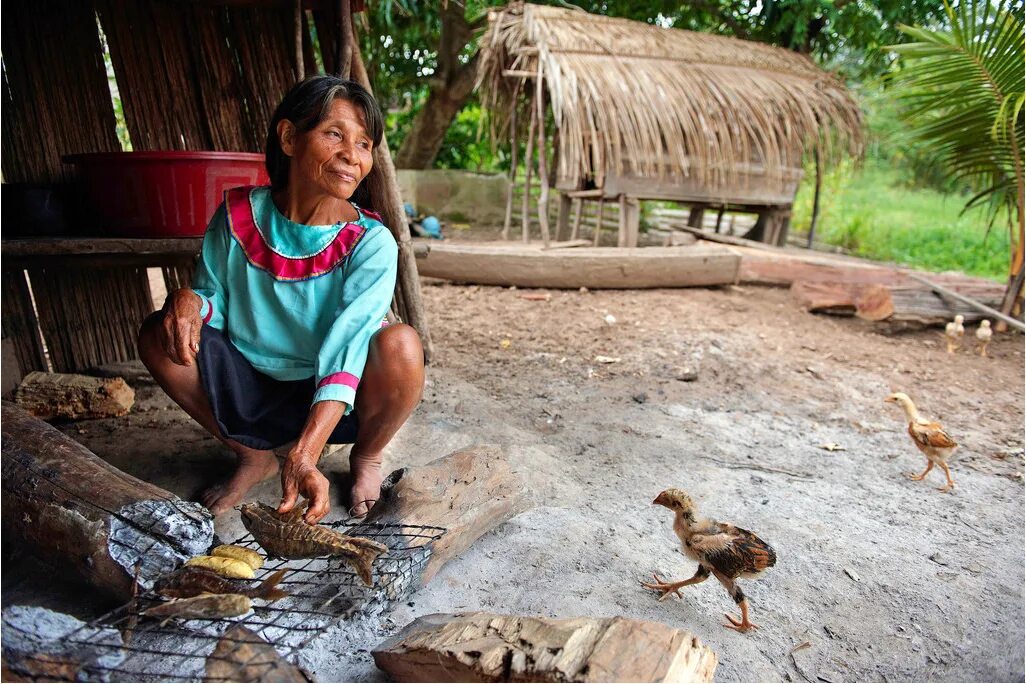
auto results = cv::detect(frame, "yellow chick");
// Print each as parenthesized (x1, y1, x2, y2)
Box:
(944, 314, 965, 354)
(975, 320, 992, 357)
(884, 392, 958, 492)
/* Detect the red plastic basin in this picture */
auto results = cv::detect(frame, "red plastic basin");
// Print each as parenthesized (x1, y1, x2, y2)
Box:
(64, 151, 270, 237)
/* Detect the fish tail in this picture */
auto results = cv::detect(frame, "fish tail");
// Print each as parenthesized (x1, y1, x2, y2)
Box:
(351, 540, 387, 587)
(253, 569, 289, 602)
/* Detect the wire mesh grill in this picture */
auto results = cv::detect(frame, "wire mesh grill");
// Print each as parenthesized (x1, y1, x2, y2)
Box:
(5, 521, 445, 682)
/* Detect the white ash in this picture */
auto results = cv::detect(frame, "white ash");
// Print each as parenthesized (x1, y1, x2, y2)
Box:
(108, 499, 213, 589)
(2, 605, 125, 681)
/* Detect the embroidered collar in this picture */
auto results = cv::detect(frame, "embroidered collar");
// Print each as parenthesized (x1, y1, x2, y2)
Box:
(225, 185, 374, 281)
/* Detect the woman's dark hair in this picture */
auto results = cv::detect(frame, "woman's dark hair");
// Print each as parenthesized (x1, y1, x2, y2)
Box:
(265, 75, 384, 202)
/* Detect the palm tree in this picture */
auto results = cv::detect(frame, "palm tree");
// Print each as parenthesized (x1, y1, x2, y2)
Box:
(888, 0, 1024, 316)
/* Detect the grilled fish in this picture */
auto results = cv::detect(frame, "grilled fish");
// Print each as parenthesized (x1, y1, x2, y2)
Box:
(239, 503, 388, 586)
(154, 567, 288, 602)
(143, 593, 251, 621)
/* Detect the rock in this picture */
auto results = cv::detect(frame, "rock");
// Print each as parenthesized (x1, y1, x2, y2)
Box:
(632, 393, 648, 404)
(675, 367, 699, 382)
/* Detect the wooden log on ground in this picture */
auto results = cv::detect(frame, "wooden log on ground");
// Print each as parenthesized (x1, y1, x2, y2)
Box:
(790, 281, 858, 315)
(14, 371, 135, 420)
(364, 444, 529, 586)
(415, 243, 741, 289)
(372, 612, 718, 683)
(1, 403, 213, 601)
(855, 284, 1001, 330)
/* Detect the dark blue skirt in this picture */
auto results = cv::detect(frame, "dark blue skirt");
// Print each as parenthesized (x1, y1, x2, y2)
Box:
(197, 324, 359, 450)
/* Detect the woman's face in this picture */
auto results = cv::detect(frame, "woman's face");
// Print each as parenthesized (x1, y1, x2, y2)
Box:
(280, 98, 374, 201)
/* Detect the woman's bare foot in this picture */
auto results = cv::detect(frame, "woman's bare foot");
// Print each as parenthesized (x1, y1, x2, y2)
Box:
(349, 451, 384, 517)
(201, 450, 280, 515)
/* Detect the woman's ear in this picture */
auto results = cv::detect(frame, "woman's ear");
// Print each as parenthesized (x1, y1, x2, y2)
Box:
(277, 119, 297, 157)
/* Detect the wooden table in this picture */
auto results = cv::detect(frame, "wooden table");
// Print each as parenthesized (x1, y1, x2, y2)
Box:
(2, 237, 201, 375)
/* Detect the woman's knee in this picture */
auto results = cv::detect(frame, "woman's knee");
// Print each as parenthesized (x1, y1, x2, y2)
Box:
(370, 324, 424, 372)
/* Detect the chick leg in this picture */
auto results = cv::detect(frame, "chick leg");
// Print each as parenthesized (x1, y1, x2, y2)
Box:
(715, 575, 757, 633)
(937, 462, 955, 493)
(641, 566, 710, 602)
(907, 461, 934, 481)
(979, 341, 989, 358)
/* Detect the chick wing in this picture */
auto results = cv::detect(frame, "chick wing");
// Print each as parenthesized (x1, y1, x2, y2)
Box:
(692, 524, 776, 579)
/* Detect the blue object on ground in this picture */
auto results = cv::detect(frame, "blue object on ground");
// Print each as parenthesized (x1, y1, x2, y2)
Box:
(404, 202, 416, 218)
(420, 215, 443, 239)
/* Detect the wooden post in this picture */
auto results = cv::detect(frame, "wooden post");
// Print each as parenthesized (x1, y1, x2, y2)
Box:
(556, 193, 572, 242)
(350, 28, 433, 361)
(808, 147, 822, 248)
(617, 194, 628, 247)
(570, 197, 583, 240)
(502, 100, 519, 241)
(521, 95, 537, 244)
(593, 196, 605, 246)
(714, 205, 725, 233)
(293, 0, 305, 80)
(336, 0, 353, 79)
(534, 62, 551, 249)
(688, 204, 706, 229)
(996, 262, 1024, 332)
(624, 198, 640, 247)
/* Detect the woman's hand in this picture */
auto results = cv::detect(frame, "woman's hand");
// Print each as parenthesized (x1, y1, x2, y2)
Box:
(161, 288, 204, 366)
(279, 453, 331, 524)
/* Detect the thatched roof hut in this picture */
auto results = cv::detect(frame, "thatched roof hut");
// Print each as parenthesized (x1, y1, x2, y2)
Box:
(478, 3, 863, 247)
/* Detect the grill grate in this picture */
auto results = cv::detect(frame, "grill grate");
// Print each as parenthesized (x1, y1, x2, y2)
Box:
(5, 521, 445, 682)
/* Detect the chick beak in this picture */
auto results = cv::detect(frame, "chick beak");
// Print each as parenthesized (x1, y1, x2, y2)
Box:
(652, 492, 669, 507)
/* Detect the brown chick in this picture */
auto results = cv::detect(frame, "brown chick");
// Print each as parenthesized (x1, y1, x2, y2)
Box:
(642, 489, 776, 633)
(884, 392, 957, 492)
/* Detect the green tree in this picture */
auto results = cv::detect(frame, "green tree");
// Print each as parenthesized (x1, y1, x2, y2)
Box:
(886, 0, 1024, 292)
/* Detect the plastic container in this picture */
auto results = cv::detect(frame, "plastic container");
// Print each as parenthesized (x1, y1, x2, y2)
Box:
(64, 151, 270, 237)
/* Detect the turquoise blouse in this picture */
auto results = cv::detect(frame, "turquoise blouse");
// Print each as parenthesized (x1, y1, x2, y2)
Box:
(191, 185, 398, 413)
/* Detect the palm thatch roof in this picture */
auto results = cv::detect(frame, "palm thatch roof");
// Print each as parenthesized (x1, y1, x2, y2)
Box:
(478, 3, 863, 193)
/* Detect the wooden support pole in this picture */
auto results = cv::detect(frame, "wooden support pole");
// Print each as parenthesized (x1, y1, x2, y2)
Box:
(556, 193, 572, 242)
(521, 96, 537, 244)
(594, 196, 605, 246)
(688, 204, 706, 229)
(350, 27, 433, 360)
(336, 0, 353, 79)
(714, 205, 725, 233)
(534, 63, 551, 249)
(293, 0, 305, 80)
(997, 262, 1024, 332)
(570, 197, 583, 240)
(617, 194, 628, 247)
(502, 99, 519, 241)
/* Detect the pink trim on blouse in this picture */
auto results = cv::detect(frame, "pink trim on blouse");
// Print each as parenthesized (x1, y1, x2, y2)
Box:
(224, 186, 367, 282)
(317, 371, 360, 390)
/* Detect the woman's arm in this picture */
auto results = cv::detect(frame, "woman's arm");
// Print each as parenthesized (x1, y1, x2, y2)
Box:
(278, 400, 345, 524)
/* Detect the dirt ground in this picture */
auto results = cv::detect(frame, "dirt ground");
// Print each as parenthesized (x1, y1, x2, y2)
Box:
(6, 278, 1025, 682)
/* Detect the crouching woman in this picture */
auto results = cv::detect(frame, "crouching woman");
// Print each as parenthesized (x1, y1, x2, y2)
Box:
(138, 75, 424, 524)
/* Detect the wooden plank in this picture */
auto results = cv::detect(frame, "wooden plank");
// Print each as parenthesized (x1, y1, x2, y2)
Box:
(362, 444, 529, 586)
(416, 243, 741, 289)
(372, 612, 718, 683)
(2, 238, 203, 257)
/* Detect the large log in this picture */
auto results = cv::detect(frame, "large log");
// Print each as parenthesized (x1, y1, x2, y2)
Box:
(372, 612, 718, 683)
(15, 371, 135, 420)
(415, 242, 740, 290)
(1, 403, 213, 601)
(205, 626, 310, 683)
(364, 444, 529, 586)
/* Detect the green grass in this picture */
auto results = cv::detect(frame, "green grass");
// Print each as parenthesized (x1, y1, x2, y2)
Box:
(791, 160, 1013, 282)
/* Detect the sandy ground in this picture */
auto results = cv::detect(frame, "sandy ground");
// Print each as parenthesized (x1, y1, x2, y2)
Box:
(4, 279, 1024, 682)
